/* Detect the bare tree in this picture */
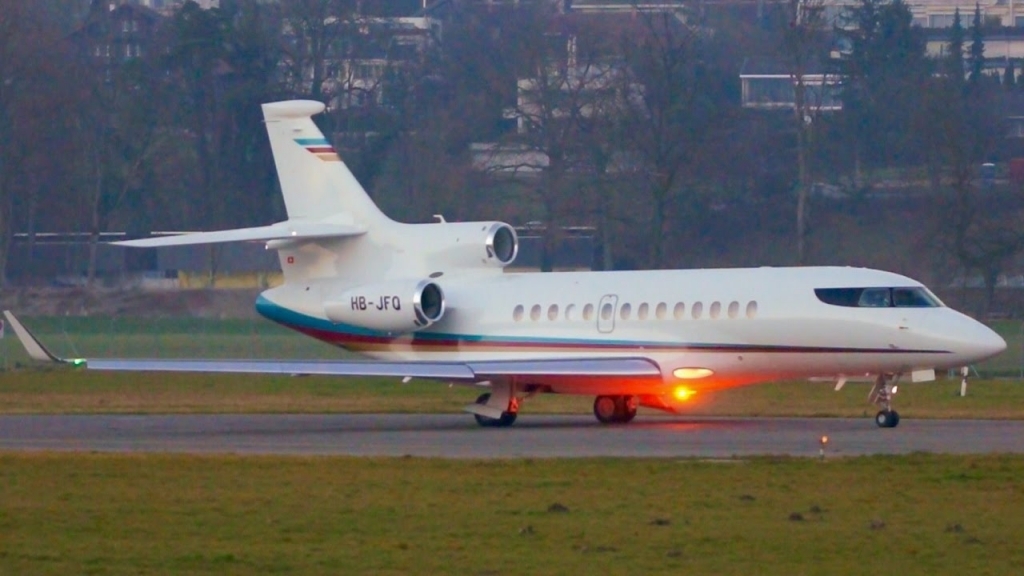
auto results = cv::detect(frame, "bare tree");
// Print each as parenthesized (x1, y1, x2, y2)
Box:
(780, 0, 830, 264)
(278, 0, 359, 103)
(615, 7, 733, 268)
(924, 27, 1016, 316)
(475, 4, 618, 271)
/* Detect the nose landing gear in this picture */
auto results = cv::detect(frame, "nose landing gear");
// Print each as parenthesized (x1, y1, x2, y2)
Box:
(869, 374, 901, 428)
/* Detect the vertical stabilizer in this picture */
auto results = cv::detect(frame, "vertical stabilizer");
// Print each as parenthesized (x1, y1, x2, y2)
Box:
(261, 100, 391, 227)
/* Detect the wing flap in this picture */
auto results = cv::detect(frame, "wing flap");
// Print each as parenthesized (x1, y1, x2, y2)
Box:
(83, 357, 661, 380)
(87, 359, 477, 379)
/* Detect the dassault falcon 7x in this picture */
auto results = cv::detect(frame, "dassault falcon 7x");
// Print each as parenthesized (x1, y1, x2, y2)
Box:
(4, 100, 1006, 428)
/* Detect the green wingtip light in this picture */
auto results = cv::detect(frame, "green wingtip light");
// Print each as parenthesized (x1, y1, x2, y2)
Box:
(70, 359, 87, 367)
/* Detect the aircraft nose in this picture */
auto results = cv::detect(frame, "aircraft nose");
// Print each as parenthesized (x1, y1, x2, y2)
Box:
(959, 320, 1007, 363)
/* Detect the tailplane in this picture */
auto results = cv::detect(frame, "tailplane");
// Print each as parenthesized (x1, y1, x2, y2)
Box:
(115, 101, 390, 262)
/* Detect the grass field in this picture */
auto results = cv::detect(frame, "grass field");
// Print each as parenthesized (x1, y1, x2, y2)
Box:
(2, 370, 1024, 419)
(1, 316, 1023, 418)
(1, 453, 1022, 575)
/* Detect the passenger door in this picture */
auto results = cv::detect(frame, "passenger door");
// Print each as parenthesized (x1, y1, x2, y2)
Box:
(597, 294, 618, 334)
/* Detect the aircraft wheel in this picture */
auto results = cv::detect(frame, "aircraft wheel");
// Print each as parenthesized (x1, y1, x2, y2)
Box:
(618, 395, 638, 423)
(593, 395, 620, 424)
(473, 393, 517, 428)
(620, 405, 638, 423)
(874, 410, 899, 428)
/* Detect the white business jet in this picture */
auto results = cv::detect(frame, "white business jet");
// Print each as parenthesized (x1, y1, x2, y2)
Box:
(3, 100, 1006, 428)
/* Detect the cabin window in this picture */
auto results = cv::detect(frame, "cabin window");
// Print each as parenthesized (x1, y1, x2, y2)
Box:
(638, 303, 649, 320)
(548, 304, 559, 320)
(530, 305, 541, 321)
(601, 302, 614, 321)
(692, 302, 704, 319)
(710, 301, 721, 319)
(814, 287, 942, 308)
(656, 302, 667, 320)
(728, 301, 739, 319)
(673, 302, 685, 320)
(565, 304, 576, 321)
(620, 303, 632, 320)
(583, 303, 595, 320)
(513, 305, 524, 322)
(746, 301, 758, 318)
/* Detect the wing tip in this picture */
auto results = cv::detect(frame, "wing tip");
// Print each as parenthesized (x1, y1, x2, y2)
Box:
(2, 310, 66, 363)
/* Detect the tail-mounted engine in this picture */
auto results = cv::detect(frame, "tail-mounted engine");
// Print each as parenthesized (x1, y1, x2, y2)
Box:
(323, 279, 445, 333)
(485, 222, 518, 265)
(418, 221, 518, 269)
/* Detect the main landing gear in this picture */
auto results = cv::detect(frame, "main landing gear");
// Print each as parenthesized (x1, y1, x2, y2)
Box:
(473, 392, 518, 428)
(869, 374, 900, 428)
(593, 395, 638, 424)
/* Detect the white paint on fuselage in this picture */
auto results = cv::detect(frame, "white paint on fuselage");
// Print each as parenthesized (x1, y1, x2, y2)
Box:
(260, 265, 1005, 395)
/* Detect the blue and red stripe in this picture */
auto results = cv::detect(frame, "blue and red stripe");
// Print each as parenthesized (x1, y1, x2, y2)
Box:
(255, 296, 951, 356)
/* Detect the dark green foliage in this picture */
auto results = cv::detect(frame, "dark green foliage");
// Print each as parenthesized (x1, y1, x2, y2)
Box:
(947, 8, 965, 82)
(968, 3, 985, 85)
(835, 0, 929, 170)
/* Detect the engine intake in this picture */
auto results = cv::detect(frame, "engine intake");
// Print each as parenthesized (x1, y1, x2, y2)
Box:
(323, 279, 446, 333)
(486, 223, 518, 265)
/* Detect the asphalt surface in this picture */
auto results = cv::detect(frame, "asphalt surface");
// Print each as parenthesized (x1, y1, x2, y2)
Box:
(1, 414, 1023, 457)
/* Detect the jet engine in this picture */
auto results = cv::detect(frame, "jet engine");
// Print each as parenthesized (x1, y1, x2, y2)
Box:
(484, 222, 518, 266)
(419, 222, 518, 269)
(323, 279, 445, 333)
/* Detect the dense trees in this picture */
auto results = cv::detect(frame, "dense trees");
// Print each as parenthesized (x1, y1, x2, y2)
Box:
(0, 1, 69, 288)
(0, 0, 1016, 286)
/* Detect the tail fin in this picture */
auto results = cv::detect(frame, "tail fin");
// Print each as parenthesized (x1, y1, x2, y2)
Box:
(262, 100, 391, 227)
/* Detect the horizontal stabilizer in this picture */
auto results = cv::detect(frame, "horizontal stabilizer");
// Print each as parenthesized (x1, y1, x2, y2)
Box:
(114, 220, 365, 248)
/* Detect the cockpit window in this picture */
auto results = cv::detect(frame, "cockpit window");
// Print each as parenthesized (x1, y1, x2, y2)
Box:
(892, 287, 941, 307)
(815, 287, 942, 308)
(858, 288, 892, 307)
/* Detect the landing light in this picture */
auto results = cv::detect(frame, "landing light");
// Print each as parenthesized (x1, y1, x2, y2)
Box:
(673, 367, 714, 380)
(673, 386, 696, 401)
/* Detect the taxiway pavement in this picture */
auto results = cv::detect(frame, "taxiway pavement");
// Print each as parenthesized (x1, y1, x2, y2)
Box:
(1, 414, 1023, 457)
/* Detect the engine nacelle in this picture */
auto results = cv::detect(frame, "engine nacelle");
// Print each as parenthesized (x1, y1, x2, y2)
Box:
(484, 222, 519, 265)
(323, 279, 445, 333)
(417, 221, 518, 269)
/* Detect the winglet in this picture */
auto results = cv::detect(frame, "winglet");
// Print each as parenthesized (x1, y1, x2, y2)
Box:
(2, 311, 68, 364)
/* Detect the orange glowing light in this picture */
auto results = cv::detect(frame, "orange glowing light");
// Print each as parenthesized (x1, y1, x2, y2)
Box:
(820, 435, 829, 445)
(673, 386, 696, 401)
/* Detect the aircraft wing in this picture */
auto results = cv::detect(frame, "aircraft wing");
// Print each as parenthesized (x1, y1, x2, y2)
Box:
(2, 311, 662, 380)
(113, 220, 365, 248)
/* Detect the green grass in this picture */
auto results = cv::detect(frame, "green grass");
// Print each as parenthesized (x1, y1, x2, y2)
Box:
(1, 453, 1023, 575)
